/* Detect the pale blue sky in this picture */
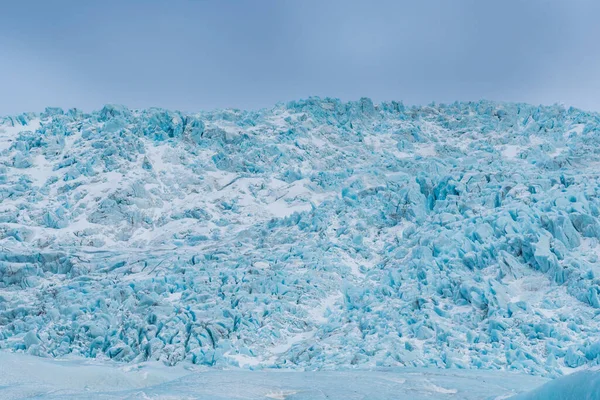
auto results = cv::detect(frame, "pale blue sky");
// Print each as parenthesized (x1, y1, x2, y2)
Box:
(1, 0, 600, 114)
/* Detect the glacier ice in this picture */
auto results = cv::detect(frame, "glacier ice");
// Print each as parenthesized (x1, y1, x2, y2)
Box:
(510, 367, 600, 400)
(0, 351, 550, 400)
(1, 99, 600, 377)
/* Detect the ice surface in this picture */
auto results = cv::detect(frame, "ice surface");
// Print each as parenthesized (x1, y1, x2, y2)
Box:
(1, 99, 600, 377)
(510, 367, 600, 400)
(0, 351, 549, 400)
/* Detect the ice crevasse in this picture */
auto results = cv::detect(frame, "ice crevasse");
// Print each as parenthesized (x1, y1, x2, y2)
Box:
(0, 98, 600, 377)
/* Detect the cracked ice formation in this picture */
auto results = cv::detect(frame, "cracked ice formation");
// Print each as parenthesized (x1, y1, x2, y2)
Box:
(1, 98, 600, 376)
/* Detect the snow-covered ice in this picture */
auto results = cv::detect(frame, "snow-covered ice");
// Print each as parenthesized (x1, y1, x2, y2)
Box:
(1, 99, 600, 382)
(0, 351, 550, 400)
(509, 367, 600, 400)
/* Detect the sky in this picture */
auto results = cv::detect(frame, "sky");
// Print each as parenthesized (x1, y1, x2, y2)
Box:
(1, 0, 600, 114)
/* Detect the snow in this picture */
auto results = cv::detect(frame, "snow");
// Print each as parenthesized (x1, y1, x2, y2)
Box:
(270, 330, 316, 355)
(269, 198, 313, 218)
(427, 383, 458, 394)
(227, 353, 262, 368)
(502, 144, 523, 159)
(307, 292, 342, 323)
(265, 390, 298, 399)
(28, 154, 55, 186)
(529, 136, 544, 146)
(415, 143, 437, 157)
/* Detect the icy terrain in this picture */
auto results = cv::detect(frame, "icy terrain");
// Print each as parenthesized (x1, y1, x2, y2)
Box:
(510, 367, 600, 400)
(1, 98, 600, 378)
(0, 351, 550, 400)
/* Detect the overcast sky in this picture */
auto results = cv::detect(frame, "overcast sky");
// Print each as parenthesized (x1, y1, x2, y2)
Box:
(1, 0, 600, 114)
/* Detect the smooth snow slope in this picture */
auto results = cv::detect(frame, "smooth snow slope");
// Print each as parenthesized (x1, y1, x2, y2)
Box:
(510, 367, 600, 400)
(1, 99, 600, 376)
(0, 351, 549, 400)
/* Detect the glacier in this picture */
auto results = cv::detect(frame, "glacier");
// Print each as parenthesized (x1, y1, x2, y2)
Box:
(1, 98, 600, 383)
(510, 367, 600, 400)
